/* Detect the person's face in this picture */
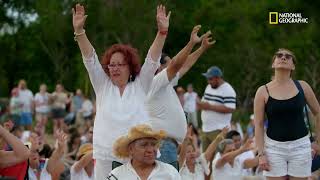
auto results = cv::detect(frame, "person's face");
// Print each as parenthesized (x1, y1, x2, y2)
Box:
(76, 89, 82, 96)
(272, 50, 295, 71)
(208, 77, 220, 89)
(108, 52, 130, 85)
(40, 85, 47, 93)
(232, 135, 242, 149)
(29, 150, 40, 168)
(185, 145, 197, 164)
(222, 143, 235, 155)
(18, 81, 26, 89)
(158, 56, 171, 73)
(129, 138, 158, 166)
(56, 84, 63, 92)
(187, 86, 193, 93)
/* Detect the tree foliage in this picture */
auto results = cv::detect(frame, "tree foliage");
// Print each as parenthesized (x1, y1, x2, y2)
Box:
(0, 0, 319, 121)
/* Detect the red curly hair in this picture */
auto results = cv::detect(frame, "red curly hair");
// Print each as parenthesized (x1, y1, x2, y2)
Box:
(101, 44, 141, 81)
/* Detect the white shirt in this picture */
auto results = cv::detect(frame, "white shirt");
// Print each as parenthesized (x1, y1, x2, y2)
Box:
(81, 99, 93, 117)
(109, 160, 181, 180)
(145, 69, 187, 144)
(70, 163, 94, 180)
(179, 153, 210, 180)
(83, 49, 159, 161)
(211, 153, 241, 180)
(18, 89, 33, 113)
(235, 150, 255, 176)
(28, 159, 52, 180)
(34, 92, 50, 113)
(201, 82, 236, 132)
(183, 92, 197, 113)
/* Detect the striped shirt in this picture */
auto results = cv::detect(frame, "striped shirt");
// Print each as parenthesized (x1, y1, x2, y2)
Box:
(201, 82, 236, 132)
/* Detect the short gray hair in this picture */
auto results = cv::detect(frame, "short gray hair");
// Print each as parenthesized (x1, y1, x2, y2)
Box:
(217, 139, 234, 153)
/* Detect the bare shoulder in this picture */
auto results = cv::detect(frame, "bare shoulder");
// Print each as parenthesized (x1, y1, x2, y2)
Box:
(255, 85, 268, 97)
(298, 80, 313, 92)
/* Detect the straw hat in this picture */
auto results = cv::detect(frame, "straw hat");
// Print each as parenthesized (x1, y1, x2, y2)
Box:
(76, 143, 93, 160)
(113, 124, 166, 159)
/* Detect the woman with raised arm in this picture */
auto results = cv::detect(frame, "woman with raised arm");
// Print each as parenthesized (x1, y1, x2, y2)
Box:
(72, 3, 170, 178)
(179, 126, 227, 180)
(254, 48, 320, 180)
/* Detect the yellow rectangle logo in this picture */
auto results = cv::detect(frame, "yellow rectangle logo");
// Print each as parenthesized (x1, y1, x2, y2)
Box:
(269, 12, 278, 24)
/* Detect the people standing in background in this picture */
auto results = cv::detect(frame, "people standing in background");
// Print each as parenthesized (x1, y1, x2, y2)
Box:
(176, 86, 185, 107)
(197, 66, 236, 151)
(80, 95, 93, 129)
(9, 88, 22, 126)
(72, 89, 84, 125)
(51, 84, 68, 135)
(34, 84, 50, 142)
(17, 79, 34, 131)
(184, 84, 199, 128)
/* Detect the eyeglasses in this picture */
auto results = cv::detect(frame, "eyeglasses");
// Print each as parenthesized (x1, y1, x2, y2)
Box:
(275, 53, 293, 60)
(106, 63, 128, 69)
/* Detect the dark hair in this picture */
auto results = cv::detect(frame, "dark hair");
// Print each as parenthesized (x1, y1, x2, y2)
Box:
(226, 130, 240, 139)
(101, 44, 141, 81)
(160, 53, 170, 65)
(39, 144, 52, 158)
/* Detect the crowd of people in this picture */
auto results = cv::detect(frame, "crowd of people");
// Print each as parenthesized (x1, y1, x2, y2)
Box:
(0, 3, 320, 180)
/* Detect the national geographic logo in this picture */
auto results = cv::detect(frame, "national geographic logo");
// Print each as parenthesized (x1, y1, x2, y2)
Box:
(269, 12, 308, 24)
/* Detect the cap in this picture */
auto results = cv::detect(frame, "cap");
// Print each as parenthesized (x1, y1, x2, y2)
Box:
(202, 66, 223, 78)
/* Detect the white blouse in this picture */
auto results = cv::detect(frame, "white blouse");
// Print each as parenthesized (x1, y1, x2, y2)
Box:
(83, 49, 160, 161)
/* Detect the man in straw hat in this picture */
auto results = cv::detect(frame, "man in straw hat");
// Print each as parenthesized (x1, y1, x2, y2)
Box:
(107, 124, 181, 180)
(70, 143, 94, 180)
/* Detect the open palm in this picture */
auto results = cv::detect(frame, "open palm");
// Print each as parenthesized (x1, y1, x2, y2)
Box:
(156, 5, 171, 32)
(72, 4, 87, 32)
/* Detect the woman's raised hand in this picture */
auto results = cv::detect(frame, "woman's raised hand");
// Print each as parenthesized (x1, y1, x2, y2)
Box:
(156, 5, 171, 33)
(72, 4, 88, 33)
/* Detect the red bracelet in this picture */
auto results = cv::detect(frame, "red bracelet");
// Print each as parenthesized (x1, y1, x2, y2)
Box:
(159, 30, 168, 36)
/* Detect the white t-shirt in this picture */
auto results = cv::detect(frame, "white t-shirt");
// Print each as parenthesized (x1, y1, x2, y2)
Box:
(18, 89, 33, 113)
(83, 49, 159, 161)
(145, 69, 187, 144)
(211, 153, 241, 180)
(201, 82, 236, 132)
(81, 99, 93, 117)
(179, 153, 210, 180)
(28, 159, 51, 180)
(235, 150, 256, 176)
(34, 92, 50, 113)
(183, 92, 197, 113)
(109, 160, 181, 180)
(70, 163, 94, 180)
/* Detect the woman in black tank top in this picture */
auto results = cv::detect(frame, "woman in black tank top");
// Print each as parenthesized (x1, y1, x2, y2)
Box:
(253, 48, 320, 179)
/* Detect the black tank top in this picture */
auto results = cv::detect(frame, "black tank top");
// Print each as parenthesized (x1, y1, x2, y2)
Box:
(265, 84, 308, 142)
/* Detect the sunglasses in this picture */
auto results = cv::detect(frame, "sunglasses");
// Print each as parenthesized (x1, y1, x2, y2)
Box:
(275, 53, 293, 60)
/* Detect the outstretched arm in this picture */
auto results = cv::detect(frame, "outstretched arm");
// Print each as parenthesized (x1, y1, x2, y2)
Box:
(47, 130, 67, 175)
(167, 25, 205, 81)
(73, 151, 93, 173)
(148, 5, 170, 61)
(215, 139, 253, 169)
(204, 127, 228, 162)
(179, 31, 215, 78)
(72, 4, 93, 58)
(0, 125, 30, 168)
